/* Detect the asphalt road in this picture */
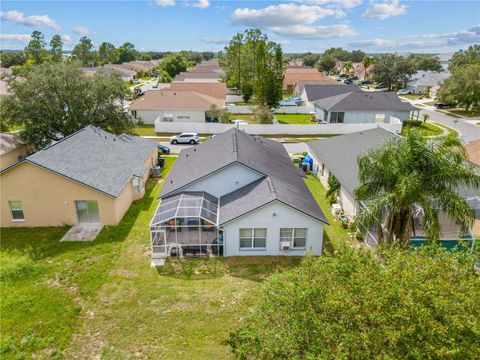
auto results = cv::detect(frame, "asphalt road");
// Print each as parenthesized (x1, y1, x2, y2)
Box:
(159, 141, 309, 155)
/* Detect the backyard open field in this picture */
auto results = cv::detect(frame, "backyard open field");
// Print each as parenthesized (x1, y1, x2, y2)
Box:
(0, 157, 342, 359)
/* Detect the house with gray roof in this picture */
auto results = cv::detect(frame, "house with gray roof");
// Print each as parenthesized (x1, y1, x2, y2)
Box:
(150, 128, 328, 262)
(405, 70, 450, 95)
(0, 126, 158, 227)
(313, 91, 417, 124)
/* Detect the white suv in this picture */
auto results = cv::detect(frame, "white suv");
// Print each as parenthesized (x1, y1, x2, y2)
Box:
(170, 133, 200, 145)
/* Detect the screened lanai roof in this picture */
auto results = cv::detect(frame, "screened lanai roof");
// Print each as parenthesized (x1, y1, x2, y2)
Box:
(150, 192, 218, 226)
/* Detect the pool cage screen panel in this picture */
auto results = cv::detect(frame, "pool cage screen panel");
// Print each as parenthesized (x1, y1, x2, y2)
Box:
(150, 192, 222, 257)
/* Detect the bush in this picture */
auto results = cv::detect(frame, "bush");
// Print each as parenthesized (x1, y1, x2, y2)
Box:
(225, 245, 480, 359)
(403, 120, 423, 128)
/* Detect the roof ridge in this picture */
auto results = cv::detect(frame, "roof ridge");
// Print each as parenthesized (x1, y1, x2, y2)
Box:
(38, 126, 93, 152)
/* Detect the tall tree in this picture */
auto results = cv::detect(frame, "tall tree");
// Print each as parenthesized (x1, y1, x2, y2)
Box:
(301, 52, 321, 67)
(342, 60, 354, 75)
(362, 55, 373, 79)
(371, 54, 415, 90)
(317, 54, 336, 73)
(72, 36, 96, 67)
(117, 42, 138, 63)
(24, 31, 47, 64)
(354, 131, 480, 245)
(0, 51, 26, 68)
(97, 42, 118, 65)
(49, 35, 63, 63)
(224, 32, 244, 90)
(158, 54, 187, 79)
(1, 62, 134, 148)
(449, 44, 480, 70)
(407, 53, 442, 72)
(437, 63, 480, 111)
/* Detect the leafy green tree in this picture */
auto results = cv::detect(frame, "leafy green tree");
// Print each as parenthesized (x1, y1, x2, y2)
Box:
(407, 53, 442, 72)
(362, 55, 373, 79)
(354, 131, 480, 245)
(158, 54, 187, 79)
(72, 36, 96, 67)
(97, 42, 118, 65)
(205, 105, 231, 123)
(224, 32, 244, 89)
(301, 52, 320, 67)
(117, 42, 138, 63)
(159, 70, 171, 83)
(49, 35, 63, 63)
(317, 54, 336, 73)
(0, 51, 26, 68)
(342, 60, 354, 75)
(252, 105, 274, 124)
(323, 47, 365, 62)
(449, 44, 480, 70)
(1, 62, 134, 148)
(371, 54, 416, 90)
(225, 245, 480, 359)
(241, 83, 253, 102)
(24, 31, 47, 64)
(437, 63, 480, 111)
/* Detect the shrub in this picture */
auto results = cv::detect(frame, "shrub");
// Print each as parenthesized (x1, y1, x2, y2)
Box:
(402, 120, 423, 128)
(225, 245, 480, 359)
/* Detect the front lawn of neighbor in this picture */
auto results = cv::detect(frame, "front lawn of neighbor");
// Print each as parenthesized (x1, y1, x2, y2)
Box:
(401, 121, 443, 137)
(231, 114, 255, 124)
(0, 156, 305, 359)
(275, 114, 315, 125)
(133, 125, 157, 136)
(445, 108, 480, 118)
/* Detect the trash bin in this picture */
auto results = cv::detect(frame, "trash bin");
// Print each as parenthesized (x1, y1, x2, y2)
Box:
(157, 157, 165, 167)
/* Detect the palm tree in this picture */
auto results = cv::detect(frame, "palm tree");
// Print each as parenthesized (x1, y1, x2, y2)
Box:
(342, 61, 353, 76)
(354, 131, 480, 246)
(362, 55, 373, 80)
(422, 113, 430, 123)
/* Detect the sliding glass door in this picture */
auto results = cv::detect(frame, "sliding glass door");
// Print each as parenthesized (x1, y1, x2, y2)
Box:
(75, 200, 100, 223)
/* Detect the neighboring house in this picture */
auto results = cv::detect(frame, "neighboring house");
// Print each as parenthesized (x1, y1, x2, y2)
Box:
(283, 67, 337, 92)
(436, 53, 453, 71)
(130, 89, 224, 124)
(333, 62, 372, 80)
(0, 134, 33, 170)
(173, 72, 221, 83)
(307, 128, 479, 247)
(313, 91, 417, 124)
(168, 82, 227, 101)
(83, 66, 137, 82)
(0, 126, 157, 227)
(405, 71, 450, 95)
(293, 80, 342, 98)
(299, 83, 356, 107)
(150, 128, 328, 261)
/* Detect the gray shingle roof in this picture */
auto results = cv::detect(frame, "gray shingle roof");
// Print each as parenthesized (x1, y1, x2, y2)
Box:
(303, 84, 358, 102)
(23, 126, 157, 197)
(407, 71, 450, 88)
(314, 91, 417, 112)
(307, 128, 400, 195)
(161, 128, 328, 224)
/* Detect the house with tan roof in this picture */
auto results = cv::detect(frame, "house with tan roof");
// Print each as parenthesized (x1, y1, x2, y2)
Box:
(0, 133, 33, 170)
(283, 67, 337, 92)
(0, 126, 157, 227)
(130, 89, 224, 124)
(169, 82, 227, 101)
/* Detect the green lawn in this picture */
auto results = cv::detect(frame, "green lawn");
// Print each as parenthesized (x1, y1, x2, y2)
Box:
(1, 156, 309, 359)
(445, 108, 480, 118)
(231, 114, 255, 124)
(401, 122, 443, 137)
(133, 125, 157, 136)
(275, 114, 315, 125)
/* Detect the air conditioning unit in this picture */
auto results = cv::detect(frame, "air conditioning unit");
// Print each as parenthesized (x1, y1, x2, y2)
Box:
(151, 166, 161, 177)
(280, 242, 291, 251)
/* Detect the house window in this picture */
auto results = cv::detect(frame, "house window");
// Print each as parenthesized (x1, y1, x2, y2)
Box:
(330, 112, 344, 123)
(280, 228, 307, 249)
(239, 228, 267, 249)
(9, 201, 24, 221)
(162, 113, 174, 122)
(133, 177, 144, 194)
(321, 163, 325, 176)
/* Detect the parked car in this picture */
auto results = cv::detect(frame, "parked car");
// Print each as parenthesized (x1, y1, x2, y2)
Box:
(133, 87, 144, 96)
(152, 82, 159, 89)
(170, 133, 200, 145)
(397, 88, 412, 95)
(374, 83, 386, 89)
(434, 102, 456, 109)
(133, 79, 141, 84)
(361, 80, 371, 85)
(343, 79, 353, 85)
(348, 76, 358, 81)
(157, 144, 170, 154)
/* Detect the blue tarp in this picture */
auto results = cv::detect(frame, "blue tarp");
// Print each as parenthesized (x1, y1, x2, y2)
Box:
(302, 154, 313, 171)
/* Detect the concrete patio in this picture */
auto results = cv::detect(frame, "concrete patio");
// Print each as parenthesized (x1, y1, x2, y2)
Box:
(60, 224, 104, 241)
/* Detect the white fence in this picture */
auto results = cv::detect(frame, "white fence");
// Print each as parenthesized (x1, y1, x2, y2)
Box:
(226, 105, 314, 114)
(154, 121, 402, 135)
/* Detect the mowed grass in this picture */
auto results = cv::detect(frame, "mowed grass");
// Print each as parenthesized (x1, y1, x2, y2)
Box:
(275, 114, 315, 125)
(401, 122, 443, 137)
(0, 156, 303, 359)
(134, 125, 157, 137)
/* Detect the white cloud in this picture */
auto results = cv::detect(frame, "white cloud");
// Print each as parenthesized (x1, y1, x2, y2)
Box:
(201, 36, 230, 44)
(348, 25, 480, 50)
(0, 10, 60, 30)
(193, 0, 210, 9)
(232, 4, 337, 28)
(297, 0, 363, 9)
(73, 26, 92, 35)
(155, 0, 175, 7)
(362, 0, 407, 20)
(61, 34, 73, 44)
(0, 33, 32, 44)
(271, 24, 357, 39)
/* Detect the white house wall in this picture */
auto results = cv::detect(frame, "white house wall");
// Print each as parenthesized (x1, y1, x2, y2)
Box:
(338, 187, 358, 219)
(179, 163, 263, 198)
(222, 201, 324, 256)
(134, 109, 206, 124)
(314, 108, 411, 124)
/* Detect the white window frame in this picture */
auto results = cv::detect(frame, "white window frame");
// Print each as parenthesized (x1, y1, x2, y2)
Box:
(280, 228, 307, 249)
(133, 176, 144, 194)
(9, 201, 25, 222)
(162, 113, 174, 122)
(239, 228, 267, 250)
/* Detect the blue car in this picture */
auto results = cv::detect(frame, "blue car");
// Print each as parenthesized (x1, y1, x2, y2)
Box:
(157, 144, 170, 154)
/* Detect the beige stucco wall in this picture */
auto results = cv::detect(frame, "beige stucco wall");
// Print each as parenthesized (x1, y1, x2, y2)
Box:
(0, 147, 157, 228)
(1, 146, 30, 170)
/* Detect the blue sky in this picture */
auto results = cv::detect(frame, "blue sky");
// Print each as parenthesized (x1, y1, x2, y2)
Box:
(1, 1, 479, 53)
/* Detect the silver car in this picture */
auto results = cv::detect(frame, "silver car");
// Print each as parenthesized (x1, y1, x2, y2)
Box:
(170, 133, 200, 145)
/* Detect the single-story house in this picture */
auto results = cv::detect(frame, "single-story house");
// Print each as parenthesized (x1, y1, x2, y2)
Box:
(168, 82, 227, 101)
(0, 133, 33, 170)
(307, 128, 479, 246)
(314, 91, 417, 124)
(293, 80, 342, 98)
(173, 71, 221, 83)
(130, 89, 224, 124)
(405, 71, 450, 95)
(436, 53, 453, 71)
(0, 126, 157, 227)
(83, 66, 137, 82)
(299, 83, 357, 107)
(150, 128, 328, 261)
(283, 67, 337, 92)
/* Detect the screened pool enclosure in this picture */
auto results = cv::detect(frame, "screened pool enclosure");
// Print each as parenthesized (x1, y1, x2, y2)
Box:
(150, 192, 223, 258)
